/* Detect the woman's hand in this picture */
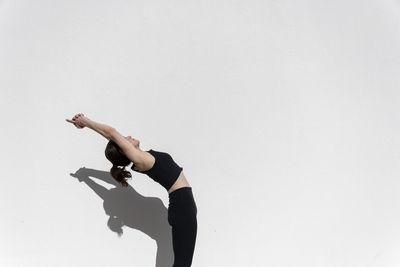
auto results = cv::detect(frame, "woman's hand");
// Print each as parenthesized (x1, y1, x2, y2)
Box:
(66, 113, 90, 129)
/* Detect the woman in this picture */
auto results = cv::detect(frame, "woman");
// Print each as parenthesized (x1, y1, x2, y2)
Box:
(66, 113, 197, 267)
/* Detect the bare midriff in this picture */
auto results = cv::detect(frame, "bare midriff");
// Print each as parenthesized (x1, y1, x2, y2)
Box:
(168, 171, 191, 194)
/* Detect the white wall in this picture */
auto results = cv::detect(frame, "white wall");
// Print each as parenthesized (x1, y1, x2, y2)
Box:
(1, 0, 400, 266)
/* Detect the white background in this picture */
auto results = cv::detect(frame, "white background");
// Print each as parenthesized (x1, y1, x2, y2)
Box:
(1, 0, 400, 266)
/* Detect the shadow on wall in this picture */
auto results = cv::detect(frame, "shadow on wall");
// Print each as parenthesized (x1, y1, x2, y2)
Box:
(70, 167, 173, 267)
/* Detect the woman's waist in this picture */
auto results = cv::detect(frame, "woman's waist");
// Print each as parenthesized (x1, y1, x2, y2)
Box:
(168, 171, 190, 194)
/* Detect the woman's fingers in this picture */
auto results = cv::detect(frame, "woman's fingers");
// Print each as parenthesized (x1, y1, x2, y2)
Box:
(66, 119, 79, 127)
(66, 114, 86, 129)
(67, 114, 84, 122)
(73, 113, 84, 119)
(66, 117, 83, 129)
(66, 118, 79, 124)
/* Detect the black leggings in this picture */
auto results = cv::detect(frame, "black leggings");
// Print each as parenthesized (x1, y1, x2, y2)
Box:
(168, 187, 198, 267)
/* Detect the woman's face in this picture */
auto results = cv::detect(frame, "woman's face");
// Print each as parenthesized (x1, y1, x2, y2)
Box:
(125, 136, 140, 148)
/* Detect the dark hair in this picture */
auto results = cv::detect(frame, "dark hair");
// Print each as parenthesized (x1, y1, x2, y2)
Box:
(105, 140, 132, 187)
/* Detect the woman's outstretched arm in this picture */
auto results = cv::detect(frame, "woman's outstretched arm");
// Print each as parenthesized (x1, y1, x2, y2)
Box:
(66, 113, 114, 140)
(66, 113, 145, 164)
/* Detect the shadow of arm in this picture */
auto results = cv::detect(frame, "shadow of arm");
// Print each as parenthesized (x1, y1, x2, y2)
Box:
(81, 177, 109, 200)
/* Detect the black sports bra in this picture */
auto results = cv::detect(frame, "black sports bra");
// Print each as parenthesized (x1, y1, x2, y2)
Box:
(130, 149, 183, 191)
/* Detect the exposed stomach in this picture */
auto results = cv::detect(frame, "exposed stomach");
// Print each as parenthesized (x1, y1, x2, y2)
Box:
(168, 171, 190, 194)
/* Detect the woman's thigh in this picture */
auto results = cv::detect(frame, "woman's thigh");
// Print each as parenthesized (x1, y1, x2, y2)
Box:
(168, 187, 198, 266)
(171, 215, 197, 266)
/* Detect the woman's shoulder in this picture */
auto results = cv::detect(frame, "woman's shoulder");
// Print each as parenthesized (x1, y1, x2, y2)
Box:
(133, 149, 156, 172)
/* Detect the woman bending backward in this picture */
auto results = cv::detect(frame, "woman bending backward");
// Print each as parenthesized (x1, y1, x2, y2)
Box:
(66, 113, 197, 267)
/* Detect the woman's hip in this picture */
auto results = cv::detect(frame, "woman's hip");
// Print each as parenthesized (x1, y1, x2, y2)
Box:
(168, 187, 197, 226)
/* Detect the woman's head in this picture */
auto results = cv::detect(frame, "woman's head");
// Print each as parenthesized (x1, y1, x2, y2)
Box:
(105, 140, 132, 187)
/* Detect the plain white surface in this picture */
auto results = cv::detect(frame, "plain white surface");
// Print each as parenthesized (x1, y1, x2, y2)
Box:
(1, 0, 400, 266)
